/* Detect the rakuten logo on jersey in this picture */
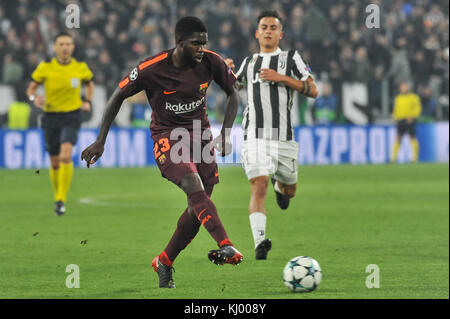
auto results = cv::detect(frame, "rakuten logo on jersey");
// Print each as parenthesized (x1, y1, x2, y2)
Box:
(165, 97, 205, 114)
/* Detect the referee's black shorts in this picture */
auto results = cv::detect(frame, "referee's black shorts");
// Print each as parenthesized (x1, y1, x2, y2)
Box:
(396, 119, 416, 137)
(41, 109, 82, 156)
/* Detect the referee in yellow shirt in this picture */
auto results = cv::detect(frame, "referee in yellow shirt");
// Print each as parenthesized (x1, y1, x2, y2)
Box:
(391, 82, 422, 163)
(26, 32, 94, 216)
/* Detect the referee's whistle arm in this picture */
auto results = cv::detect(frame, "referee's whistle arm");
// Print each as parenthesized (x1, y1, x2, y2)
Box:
(26, 81, 45, 108)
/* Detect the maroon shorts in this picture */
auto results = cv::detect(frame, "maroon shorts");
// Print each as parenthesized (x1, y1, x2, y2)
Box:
(152, 130, 219, 188)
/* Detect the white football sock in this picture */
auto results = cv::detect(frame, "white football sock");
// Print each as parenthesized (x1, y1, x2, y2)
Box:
(249, 212, 266, 249)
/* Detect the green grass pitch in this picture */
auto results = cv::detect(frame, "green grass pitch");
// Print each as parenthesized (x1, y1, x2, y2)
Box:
(0, 163, 448, 299)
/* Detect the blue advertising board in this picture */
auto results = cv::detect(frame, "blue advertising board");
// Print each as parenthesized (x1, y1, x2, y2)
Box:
(0, 123, 448, 169)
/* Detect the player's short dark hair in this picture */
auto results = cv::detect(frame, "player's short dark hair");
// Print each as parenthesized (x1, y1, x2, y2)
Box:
(257, 10, 283, 27)
(175, 16, 207, 41)
(54, 32, 73, 42)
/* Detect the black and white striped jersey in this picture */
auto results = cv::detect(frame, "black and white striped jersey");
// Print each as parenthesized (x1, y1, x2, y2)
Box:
(235, 47, 312, 141)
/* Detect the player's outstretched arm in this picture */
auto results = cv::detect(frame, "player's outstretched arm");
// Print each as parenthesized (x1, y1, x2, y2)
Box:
(213, 87, 239, 157)
(81, 87, 126, 167)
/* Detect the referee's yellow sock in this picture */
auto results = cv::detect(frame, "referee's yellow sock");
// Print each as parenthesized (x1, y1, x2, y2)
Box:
(49, 167, 59, 202)
(391, 141, 400, 163)
(411, 138, 419, 163)
(56, 161, 74, 203)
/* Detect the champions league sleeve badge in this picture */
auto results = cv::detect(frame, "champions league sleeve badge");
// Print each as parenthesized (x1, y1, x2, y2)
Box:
(129, 67, 138, 81)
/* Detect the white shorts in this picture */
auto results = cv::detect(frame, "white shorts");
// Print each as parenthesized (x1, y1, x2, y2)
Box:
(241, 138, 299, 184)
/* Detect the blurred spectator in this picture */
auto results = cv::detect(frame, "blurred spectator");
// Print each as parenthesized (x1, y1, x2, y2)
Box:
(302, 0, 329, 68)
(388, 37, 412, 90)
(2, 53, 24, 85)
(353, 47, 372, 83)
(314, 37, 338, 76)
(94, 50, 120, 97)
(424, 3, 445, 28)
(418, 84, 437, 122)
(339, 45, 354, 82)
(148, 34, 165, 56)
(0, 7, 12, 35)
(410, 50, 432, 86)
(368, 33, 391, 73)
(410, 4, 426, 35)
(126, 91, 151, 128)
(402, 23, 422, 55)
(312, 83, 337, 125)
(368, 65, 385, 117)
(0, 0, 448, 124)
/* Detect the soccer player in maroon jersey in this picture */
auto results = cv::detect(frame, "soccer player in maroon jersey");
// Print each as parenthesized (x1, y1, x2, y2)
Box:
(81, 17, 243, 288)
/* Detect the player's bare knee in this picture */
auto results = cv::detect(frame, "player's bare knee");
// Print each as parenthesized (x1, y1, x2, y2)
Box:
(250, 176, 269, 187)
(250, 176, 269, 198)
(59, 154, 72, 164)
(59, 143, 73, 163)
(180, 173, 204, 195)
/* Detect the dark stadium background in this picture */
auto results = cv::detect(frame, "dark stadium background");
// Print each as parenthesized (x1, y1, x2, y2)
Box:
(0, 0, 448, 128)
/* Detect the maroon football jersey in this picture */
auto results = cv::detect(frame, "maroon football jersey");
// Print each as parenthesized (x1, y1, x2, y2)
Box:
(118, 48, 236, 135)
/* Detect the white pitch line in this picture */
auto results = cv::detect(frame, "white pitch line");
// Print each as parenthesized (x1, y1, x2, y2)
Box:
(78, 196, 170, 208)
(78, 195, 245, 209)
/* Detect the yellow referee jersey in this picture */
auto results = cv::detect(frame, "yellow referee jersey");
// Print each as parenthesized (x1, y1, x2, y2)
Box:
(393, 93, 422, 120)
(31, 58, 93, 113)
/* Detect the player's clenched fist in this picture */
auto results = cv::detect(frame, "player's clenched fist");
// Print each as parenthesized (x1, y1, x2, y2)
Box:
(259, 68, 284, 83)
(33, 96, 46, 108)
(224, 58, 235, 70)
(81, 141, 104, 168)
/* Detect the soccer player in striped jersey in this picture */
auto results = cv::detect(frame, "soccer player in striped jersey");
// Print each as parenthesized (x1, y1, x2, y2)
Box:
(227, 10, 318, 260)
(81, 17, 242, 288)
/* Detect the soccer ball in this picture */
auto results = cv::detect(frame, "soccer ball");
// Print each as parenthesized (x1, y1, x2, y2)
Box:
(282, 256, 322, 292)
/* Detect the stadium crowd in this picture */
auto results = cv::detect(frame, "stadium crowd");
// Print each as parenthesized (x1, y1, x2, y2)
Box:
(0, 0, 448, 126)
